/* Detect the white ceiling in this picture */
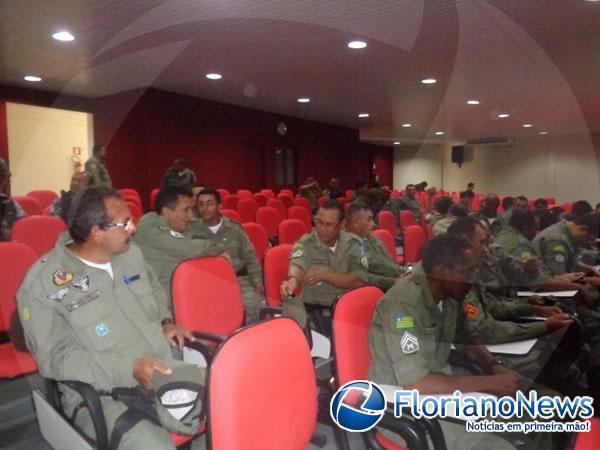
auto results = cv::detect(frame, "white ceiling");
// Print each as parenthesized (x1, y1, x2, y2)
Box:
(1, 0, 600, 145)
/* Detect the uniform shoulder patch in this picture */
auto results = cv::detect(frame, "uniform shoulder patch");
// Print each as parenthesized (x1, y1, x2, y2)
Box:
(395, 315, 414, 329)
(553, 244, 566, 253)
(554, 254, 565, 263)
(400, 332, 419, 354)
(22, 307, 32, 321)
(464, 303, 480, 319)
(292, 242, 305, 258)
(52, 269, 73, 286)
(361, 255, 369, 269)
(519, 251, 532, 259)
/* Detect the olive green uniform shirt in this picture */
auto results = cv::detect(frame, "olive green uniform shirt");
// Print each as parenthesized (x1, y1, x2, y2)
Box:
(133, 212, 225, 300)
(403, 196, 421, 221)
(84, 155, 112, 188)
(534, 220, 579, 275)
(161, 167, 197, 190)
(432, 216, 456, 237)
(368, 263, 477, 386)
(355, 233, 402, 291)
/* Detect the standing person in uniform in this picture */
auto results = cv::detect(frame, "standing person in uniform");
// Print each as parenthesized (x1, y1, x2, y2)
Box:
(187, 188, 265, 324)
(280, 200, 365, 333)
(369, 234, 523, 450)
(17, 187, 200, 450)
(161, 158, 197, 191)
(134, 186, 228, 308)
(299, 177, 321, 211)
(322, 178, 341, 199)
(345, 202, 403, 291)
(50, 171, 92, 224)
(85, 144, 112, 188)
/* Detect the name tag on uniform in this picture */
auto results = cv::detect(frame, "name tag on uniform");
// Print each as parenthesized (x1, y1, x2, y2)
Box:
(66, 290, 100, 312)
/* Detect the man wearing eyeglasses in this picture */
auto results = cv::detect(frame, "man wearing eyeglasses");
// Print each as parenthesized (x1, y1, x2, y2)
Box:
(17, 187, 198, 449)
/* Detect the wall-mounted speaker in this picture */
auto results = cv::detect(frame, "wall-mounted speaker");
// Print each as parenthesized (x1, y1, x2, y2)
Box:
(451, 145, 464, 166)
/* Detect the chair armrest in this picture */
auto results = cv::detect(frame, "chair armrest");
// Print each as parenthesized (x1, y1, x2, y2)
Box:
(364, 413, 431, 450)
(448, 349, 491, 375)
(259, 306, 282, 321)
(186, 332, 227, 362)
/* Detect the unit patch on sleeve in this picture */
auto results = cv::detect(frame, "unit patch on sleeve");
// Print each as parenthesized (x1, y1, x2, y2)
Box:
(400, 332, 419, 354)
(52, 269, 73, 286)
(464, 303, 480, 319)
(292, 242, 305, 258)
(395, 315, 414, 329)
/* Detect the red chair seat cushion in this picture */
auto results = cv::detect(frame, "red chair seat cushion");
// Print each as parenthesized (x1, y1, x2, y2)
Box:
(0, 343, 37, 377)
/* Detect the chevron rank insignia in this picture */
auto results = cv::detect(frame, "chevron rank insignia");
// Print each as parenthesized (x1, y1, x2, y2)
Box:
(401, 332, 419, 354)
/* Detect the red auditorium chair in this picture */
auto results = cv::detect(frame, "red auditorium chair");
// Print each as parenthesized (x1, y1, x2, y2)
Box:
(26, 190, 57, 210)
(399, 210, 416, 229)
(263, 244, 293, 307)
(546, 196, 556, 205)
(287, 206, 311, 232)
(259, 188, 275, 200)
(118, 188, 142, 206)
(222, 194, 240, 210)
(236, 189, 253, 200)
(294, 197, 311, 214)
(217, 188, 229, 199)
(277, 193, 294, 210)
(404, 224, 427, 264)
(279, 219, 307, 245)
(256, 206, 282, 240)
(279, 189, 294, 197)
(242, 222, 270, 262)
(317, 196, 329, 208)
(11, 216, 67, 257)
(377, 210, 398, 238)
(121, 193, 142, 211)
(266, 198, 286, 220)
(372, 229, 404, 265)
(149, 188, 160, 211)
(125, 201, 143, 224)
(237, 198, 258, 223)
(207, 318, 317, 450)
(344, 189, 354, 201)
(0, 242, 38, 378)
(221, 208, 241, 222)
(11, 196, 42, 216)
(42, 205, 52, 216)
(252, 193, 268, 207)
(333, 287, 441, 450)
(336, 197, 346, 208)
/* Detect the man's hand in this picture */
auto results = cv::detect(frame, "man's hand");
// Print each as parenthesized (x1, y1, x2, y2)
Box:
(303, 268, 329, 285)
(254, 284, 265, 295)
(280, 277, 298, 297)
(133, 357, 172, 389)
(558, 272, 586, 283)
(532, 305, 562, 317)
(488, 369, 521, 397)
(220, 251, 232, 263)
(545, 314, 573, 332)
(163, 323, 195, 351)
(527, 296, 544, 306)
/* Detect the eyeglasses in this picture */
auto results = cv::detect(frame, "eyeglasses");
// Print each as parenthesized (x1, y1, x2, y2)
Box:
(103, 218, 134, 231)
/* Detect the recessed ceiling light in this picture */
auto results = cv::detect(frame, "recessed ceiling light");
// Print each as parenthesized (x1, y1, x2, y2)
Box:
(394, 141, 401, 145)
(402, 123, 412, 128)
(435, 131, 444, 135)
(539, 131, 548, 135)
(466, 99, 480, 105)
(523, 123, 533, 128)
(498, 113, 510, 118)
(348, 40, 367, 49)
(206, 73, 222, 80)
(297, 98, 310, 103)
(421, 78, 437, 84)
(358, 113, 369, 118)
(24, 75, 42, 82)
(52, 31, 75, 41)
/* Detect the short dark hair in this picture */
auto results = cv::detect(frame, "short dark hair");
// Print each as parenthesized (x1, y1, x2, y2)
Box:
(345, 201, 371, 221)
(422, 234, 472, 275)
(354, 180, 367, 190)
(434, 196, 453, 215)
(69, 187, 121, 244)
(405, 183, 415, 190)
(446, 217, 481, 239)
(516, 195, 528, 204)
(467, 182, 475, 188)
(502, 196, 514, 210)
(449, 203, 468, 217)
(571, 201, 593, 219)
(509, 209, 537, 232)
(197, 187, 221, 204)
(155, 186, 193, 214)
(319, 199, 344, 222)
(540, 207, 564, 230)
(534, 198, 548, 208)
(460, 190, 475, 199)
(92, 144, 105, 155)
(573, 213, 599, 234)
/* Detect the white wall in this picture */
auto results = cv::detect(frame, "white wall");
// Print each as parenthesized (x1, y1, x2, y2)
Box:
(394, 134, 600, 203)
(7, 103, 93, 196)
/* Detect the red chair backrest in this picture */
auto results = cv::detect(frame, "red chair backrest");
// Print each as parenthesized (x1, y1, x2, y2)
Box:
(149, 188, 160, 211)
(221, 209, 241, 222)
(317, 196, 329, 208)
(278, 219, 307, 246)
(26, 190, 57, 209)
(279, 189, 294, 197)
(237, 199, 258, 223)
(404, 225, 427, 263)
(266, 198, 286, 220)
(259, 189, 275, 200)
(337, 197, 346, 208)
(344, 190, 354, 201)
(256, 207, 282, 237)
(217, 188, 229, 199)
(125, 201, 143, 224)
(378, 210, 397, 237)
(172, 257, 244, 336)
(277, 194, 294, 210)
(399, 210, 416, 229)
(287, 206, 311, 233)
(333, 286, 384, 385)
(121, 193, 142, 210)
(293, 197, 311, 214)
(242, 222, 270, 262)
(11, 216, 67, 257)
(119, 189, 142, 206)
(222, 195, 240, 210)
(263, 245, 292, 307)
(0, 242, 38, 332)
(208, 319, 317, 450)
(42, 205, 52, 216)
(372, 229, 397, 262)
(561, 202, 573, 213)
(252, 193, 268, 207)
(236, 189, 253, 200)
(11, 196, 42, 216)
(546, 197, 556, 205)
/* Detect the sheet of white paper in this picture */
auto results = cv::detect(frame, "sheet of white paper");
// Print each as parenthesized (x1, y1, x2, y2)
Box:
(310, 330, 331, 359)
(485, 338, 537, 355)
(517, 290, 577, 298)
(517, 316, 547, 321)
